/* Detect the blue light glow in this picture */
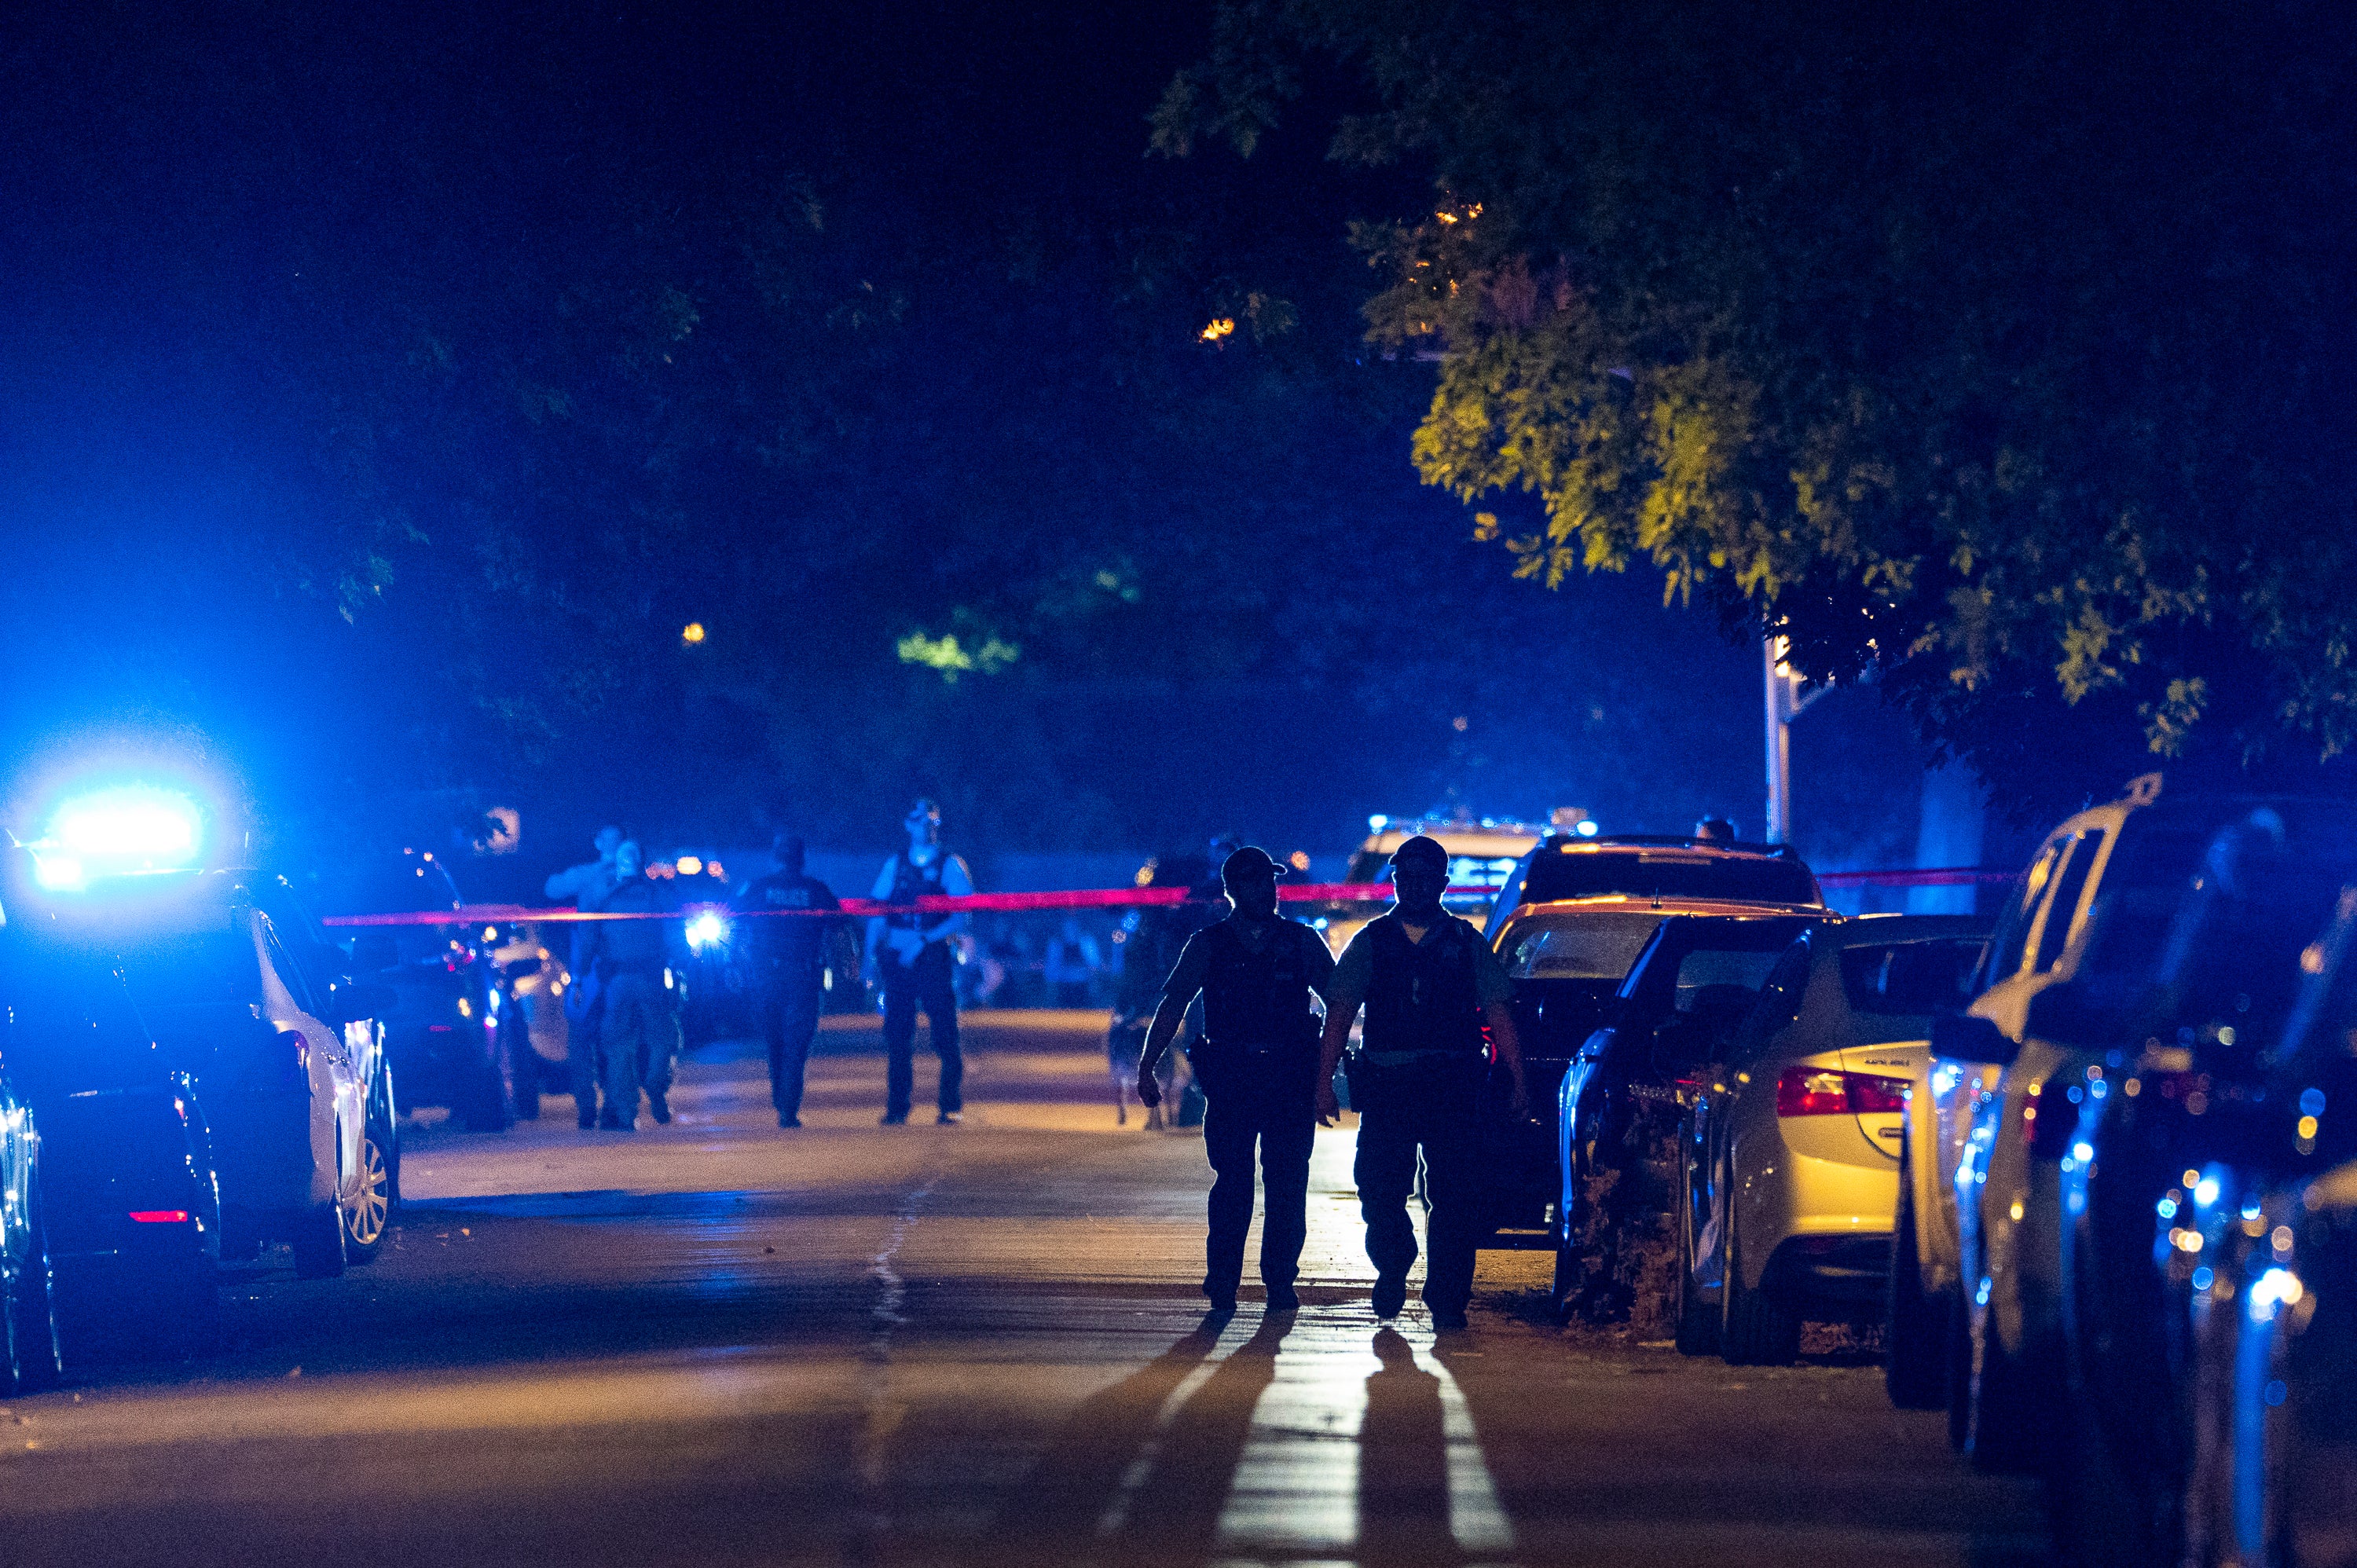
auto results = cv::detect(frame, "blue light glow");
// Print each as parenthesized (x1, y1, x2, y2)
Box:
(28, 783, 204, 886)
(1576, 820, 1600, 837)
(685, 910, 730, 951)
(2197, 1176, 2222, 1207)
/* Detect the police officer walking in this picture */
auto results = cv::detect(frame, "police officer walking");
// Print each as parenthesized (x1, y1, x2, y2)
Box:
(863, 799, 973, 1126)
(1136, 846, 1336, 1314)
(734, 833, 842, 1128)
(587, 839, 681, 1130)
(545, 825, 625, 1128)
(1314, 834, 1527, 1330)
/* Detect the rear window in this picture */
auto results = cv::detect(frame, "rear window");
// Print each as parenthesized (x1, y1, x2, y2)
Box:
(1840, 938, 1988, 1016)
(303, 859, 464, 965)
(1521, 848, 1820, 907)
(1673, 947, 1788, 1003)
(0, 937, 160, 1091)
(1501, 913, 1662, 980)
(117, 924, 259, 1017)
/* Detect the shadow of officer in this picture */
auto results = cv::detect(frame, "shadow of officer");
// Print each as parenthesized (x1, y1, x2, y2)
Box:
(1359, 1327, 1456, 1568)
(1137, 846, 1336, 1313)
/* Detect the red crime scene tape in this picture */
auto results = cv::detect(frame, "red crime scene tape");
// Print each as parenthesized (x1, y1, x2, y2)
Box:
(318, 867, 2014, 927)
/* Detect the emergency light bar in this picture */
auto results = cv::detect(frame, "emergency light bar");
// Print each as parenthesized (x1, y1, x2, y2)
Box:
(24, 784, 205, 891)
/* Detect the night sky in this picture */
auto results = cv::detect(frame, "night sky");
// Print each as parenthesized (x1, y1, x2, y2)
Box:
(0, 2, 1815, 873)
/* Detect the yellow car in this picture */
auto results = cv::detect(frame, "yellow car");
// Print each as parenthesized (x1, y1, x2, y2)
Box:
(1674, 916, 1989, 1362)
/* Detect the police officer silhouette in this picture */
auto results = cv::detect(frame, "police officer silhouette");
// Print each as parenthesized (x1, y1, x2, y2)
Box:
(1315, 835, 1527, 1329)
(1137, 846, 1336, 1313)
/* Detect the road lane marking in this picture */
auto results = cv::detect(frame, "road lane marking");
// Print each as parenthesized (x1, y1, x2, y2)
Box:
(851, 1178, 933, 1563)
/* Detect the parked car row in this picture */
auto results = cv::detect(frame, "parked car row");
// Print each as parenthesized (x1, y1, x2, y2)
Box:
(1871, 779, 2357, 1566)
(0, 824, 562, 1372)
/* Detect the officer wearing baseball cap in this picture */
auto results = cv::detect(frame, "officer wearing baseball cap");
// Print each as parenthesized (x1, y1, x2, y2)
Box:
(1136, 845, 1336, 1313)
(1314, 834, 1527, 1330)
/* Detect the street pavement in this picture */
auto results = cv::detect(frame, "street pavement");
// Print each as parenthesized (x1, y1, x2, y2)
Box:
(0, 1012, 2051, 1566)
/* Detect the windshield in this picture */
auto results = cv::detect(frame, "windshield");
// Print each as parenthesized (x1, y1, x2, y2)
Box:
(1520, 848, 1820, 907)
(1840, 938, 1989, 1017)
(1500, 912, 1663, 981)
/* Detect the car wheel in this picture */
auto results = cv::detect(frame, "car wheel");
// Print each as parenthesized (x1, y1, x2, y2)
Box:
(1886, 1146, 1952, 1409)
(1946, 1274, 1974, 1450)
(461, 1054, 512, 1134)
(1721, 1207, 1799, 1366)
(343, 1127, 393, 1264)
(1966, 1296, 2043, 1474)
(291, 1202, 347, 1279)
(2047, 1389, 2173, 1568)
(1549, 1222, 1581, 1323)
(508, 1023, 542, 1121)
(1673, 1170, 1718, 1357)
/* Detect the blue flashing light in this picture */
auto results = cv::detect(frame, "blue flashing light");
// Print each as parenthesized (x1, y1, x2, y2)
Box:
(29, 785, 204, 888)
(1575, 820, 1600, 838)
(1369, 815, 1389, 833)
(2196, 1175, 2223, 1208)
(685, 910, 730, 951)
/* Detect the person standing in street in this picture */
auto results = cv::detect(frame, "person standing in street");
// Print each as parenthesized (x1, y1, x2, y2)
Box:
(1314, 834, 1527, 1330)
(734, 833, 842, 1128)
(1043, 915, 1104, 1008)
(545, 825, 625, 1128)
(864, 799, 973, 1126)
(586, 839, 680, 1130)
(1137, 846, 1336, 1314)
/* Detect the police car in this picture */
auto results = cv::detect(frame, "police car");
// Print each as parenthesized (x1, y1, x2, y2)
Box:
(9, 788, 393, 1284)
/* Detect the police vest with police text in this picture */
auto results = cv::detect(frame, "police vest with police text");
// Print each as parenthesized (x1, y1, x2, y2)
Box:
(1362, 912, 1486, 1060)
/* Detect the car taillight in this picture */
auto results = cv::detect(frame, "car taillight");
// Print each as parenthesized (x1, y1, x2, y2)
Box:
(128, 1210, 191, 1224)
(1776, 1066, 1910, 1117)
(1849, 1074, 1908, 1115)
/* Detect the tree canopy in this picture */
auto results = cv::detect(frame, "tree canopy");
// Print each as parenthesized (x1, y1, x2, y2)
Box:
(1156, 0, 2357, 818)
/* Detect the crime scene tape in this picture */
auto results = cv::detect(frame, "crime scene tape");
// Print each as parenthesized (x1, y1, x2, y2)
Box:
(317, 866, 2016, 927)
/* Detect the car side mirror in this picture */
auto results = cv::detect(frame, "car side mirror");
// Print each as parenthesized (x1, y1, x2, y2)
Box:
(503, 957, 543, 981)
(2025, 982, 2110, 1048)
(1931, 1013, 2018, 1066)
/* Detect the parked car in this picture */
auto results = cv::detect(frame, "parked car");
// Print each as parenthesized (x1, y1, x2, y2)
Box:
(2032, 800, 2357, 1564)
(1484, 833, 1824, 944)
(17, 866, 394, 1278)
(1486, 892, 1828, 1250)
(0, 995, 62, 1390)
(0, 916, 222, 1362)
(1551, 911, 1825, 1320)
(1899, 773, 2168, 1465)
(1673, 915, 1988, 1363)
(304, 850, 537, 1131)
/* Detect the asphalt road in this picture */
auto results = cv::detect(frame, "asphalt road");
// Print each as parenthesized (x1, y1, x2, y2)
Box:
(2, 1012, 2051, 1566)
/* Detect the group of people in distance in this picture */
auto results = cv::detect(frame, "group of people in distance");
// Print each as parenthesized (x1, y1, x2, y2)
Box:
(545, 812, 1517, 1328)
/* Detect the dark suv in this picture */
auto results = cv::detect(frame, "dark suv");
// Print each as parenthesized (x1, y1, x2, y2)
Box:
(1484, 834, 1824, 943)
(305, 851, 537, 1132)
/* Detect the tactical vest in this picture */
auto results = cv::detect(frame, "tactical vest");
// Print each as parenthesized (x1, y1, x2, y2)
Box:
(1362, 912, 1486, 1059)
(1198, 919, 1321, 1053)
(885, 852, 948, 932)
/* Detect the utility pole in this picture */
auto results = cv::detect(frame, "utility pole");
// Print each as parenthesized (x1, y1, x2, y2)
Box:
(1762, 636, 1828, 845)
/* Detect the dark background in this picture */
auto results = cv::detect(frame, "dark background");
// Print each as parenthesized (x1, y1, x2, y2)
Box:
(0, 2, 1920, 874)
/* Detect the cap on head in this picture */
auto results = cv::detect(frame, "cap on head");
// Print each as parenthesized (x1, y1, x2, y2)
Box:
(1387, 834, 1448, 872)
(906, 797, 941, 830)
(1219, 844, 1281, 892)
(772, 832, 806, 871)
